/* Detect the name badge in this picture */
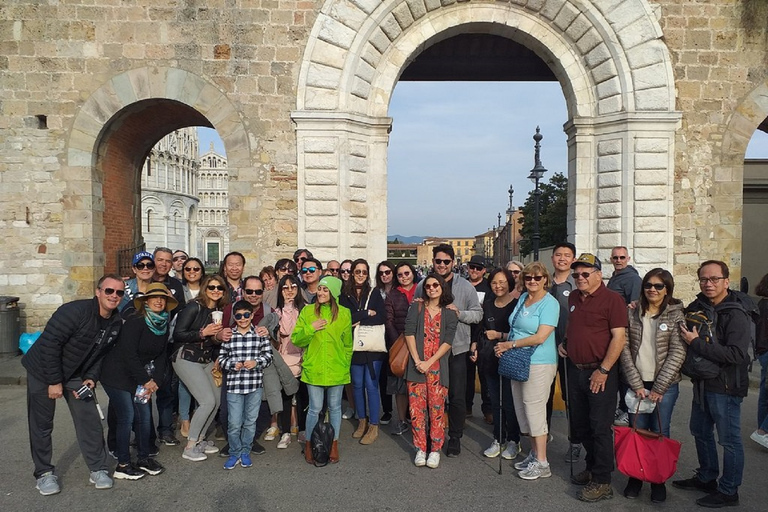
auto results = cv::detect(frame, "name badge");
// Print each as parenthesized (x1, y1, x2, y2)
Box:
(570, 305, 575, 312)
(659, 323, 668, 332)
(563, 290, 570, 297)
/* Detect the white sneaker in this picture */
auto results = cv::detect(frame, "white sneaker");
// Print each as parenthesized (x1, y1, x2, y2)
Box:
(201, 440, 219, 454)
(426, 451, 440, 469)
(277, 433, 292, 449)
(501, 441, 521, 460)
(483, 440, 501, 458)
(264, 426, 279, 441)
(342, 407, 355, 420)
(518, 459, 552, 480)
(514, 450, 537, 470)
(414, 450, 427, 467)
(751, 430, 768, 449)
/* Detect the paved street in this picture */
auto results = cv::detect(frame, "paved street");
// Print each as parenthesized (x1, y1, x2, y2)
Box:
(0, 380, 766, 512)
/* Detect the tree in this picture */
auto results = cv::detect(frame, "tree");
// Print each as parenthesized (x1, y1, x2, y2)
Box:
(518, 172, 568, 258)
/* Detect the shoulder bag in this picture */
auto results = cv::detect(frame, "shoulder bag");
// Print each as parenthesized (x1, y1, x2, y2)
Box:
(352, 290, 387, 352)
(498, 299, 537, 382)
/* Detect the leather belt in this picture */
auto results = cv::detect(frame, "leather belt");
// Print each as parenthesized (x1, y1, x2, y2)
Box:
(573, 362, 601, 370)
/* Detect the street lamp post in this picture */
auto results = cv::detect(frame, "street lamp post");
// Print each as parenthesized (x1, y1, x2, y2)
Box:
(527, 127, 547, 261)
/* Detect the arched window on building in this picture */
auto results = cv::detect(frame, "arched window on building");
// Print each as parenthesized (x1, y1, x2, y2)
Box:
(146, 209, 153, 232)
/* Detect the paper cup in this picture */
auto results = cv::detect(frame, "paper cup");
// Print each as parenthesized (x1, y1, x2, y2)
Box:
(211, 311, 223, 325)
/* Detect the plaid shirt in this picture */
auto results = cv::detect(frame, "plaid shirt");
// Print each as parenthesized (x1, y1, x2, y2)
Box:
(217, 325, 273, 394)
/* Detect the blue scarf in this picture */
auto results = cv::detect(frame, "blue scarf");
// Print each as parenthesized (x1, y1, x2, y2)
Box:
(144, 306, 169, 336)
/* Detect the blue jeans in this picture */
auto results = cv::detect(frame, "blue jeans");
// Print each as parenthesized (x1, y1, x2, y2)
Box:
(689, 391, 744, 495)
(351, 361, 382, 424)
(103, 385, 152, 464)
(306, 384, 343, 441)
(758, 352, 768, 431)
(628, 382, 679, 438)
(178, 380, 193, 421)
(227, 388, 263, 457)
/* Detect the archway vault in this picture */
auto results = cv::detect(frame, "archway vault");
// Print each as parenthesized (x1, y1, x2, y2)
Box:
(293, 0, 681, 271)
(63, 67, 249, 290)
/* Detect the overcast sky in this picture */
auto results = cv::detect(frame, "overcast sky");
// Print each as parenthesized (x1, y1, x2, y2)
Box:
(199, 83, 768, 239)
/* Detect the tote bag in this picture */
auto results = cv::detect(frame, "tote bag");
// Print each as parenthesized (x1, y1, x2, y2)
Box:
(614, 406, 682, 483)
(352, 290, 387, 352)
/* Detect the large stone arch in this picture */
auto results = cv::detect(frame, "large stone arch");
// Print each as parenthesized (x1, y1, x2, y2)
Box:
(63, 67, 249, 291)
(293, 0, 680, 270)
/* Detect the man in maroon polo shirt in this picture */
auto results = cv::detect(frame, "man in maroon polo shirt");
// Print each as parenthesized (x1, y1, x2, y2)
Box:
(558, 253, 627, 502)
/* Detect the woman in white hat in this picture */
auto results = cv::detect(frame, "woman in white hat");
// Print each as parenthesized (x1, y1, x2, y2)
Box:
(102, 282, 178, 480)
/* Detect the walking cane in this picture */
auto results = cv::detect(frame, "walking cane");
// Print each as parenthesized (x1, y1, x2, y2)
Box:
(498, 370, 503, 476)
(562, 352, 573, 478)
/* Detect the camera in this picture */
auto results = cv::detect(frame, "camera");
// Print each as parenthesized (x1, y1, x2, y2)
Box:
(75, 384, 93, 400)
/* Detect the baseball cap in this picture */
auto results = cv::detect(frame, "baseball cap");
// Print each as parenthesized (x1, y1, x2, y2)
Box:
(132, 251, 154, 266)
(571, 253, 602, 271)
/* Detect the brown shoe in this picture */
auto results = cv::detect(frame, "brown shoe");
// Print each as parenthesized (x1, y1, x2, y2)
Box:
(304, 441, 314, 465)
(329, 440, 339, 463)
(578, 482, 614, 502)
(360, 424, 378, 445)
(180, 420, 190, 438)
(571, 469, 592, 486)
(352, 418, 368, 439)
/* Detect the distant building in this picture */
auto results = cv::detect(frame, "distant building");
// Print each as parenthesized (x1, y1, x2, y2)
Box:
(417, 236, 476, 267)
(386, 243, 418, 265)
(197, 143, 230, 265)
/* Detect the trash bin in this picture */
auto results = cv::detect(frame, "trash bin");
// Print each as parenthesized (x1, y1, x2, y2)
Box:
(0, 296, 21, 355)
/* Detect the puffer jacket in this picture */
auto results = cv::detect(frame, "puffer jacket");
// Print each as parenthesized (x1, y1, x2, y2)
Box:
(262, 348, 300, 414)
(291, 303, 353, 386)
(620, 301, 686, 396)
(22, 297, 122, 384)
(385, 287, 409, 345)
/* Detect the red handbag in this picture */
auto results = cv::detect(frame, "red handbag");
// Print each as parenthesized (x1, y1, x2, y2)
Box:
(613, 405, 682, 484)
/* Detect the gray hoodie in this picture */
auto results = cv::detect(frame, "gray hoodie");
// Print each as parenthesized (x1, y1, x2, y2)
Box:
(607, 265, 642, 304)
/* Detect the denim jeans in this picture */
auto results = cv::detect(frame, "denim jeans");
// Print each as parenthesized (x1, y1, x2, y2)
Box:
(306, 384, 343, 441)
(485, 369, 520, 443)
(154, 368, 177, 437)
(758, 352, 768, 431)
(178, 379, 193, 421)
(103, 384, 152, 464)
(628, 382, 680, 438)
(689, 391, 744, 495)
(227, 388, 263, 457)
(351, 361, 382, 424)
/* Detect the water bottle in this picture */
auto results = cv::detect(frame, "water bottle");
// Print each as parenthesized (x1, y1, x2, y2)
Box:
(134, 385, 149, 404)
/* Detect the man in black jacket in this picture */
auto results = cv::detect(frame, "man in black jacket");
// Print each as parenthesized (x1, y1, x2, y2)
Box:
(673, 261, 751, 508)
(22, 274, 124, 495)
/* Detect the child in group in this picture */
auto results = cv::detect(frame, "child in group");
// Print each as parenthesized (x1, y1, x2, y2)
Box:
(217, 300, 273, 470)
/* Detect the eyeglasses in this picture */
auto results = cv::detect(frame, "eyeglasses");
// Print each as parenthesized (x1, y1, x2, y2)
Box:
(523, 275, 544, 282)
(207, 285, 226, 291)
(173, 255, 188, 261)
(301, 267, 318, 274)
(101, 287, 125, 297)
(424, 282, 441, 290)
(611, 255, 627, 260)
(294, 257, 307, 263)
(433, 258, 452, 266)
(234, 312, 252, 320)
(340, 269, 351, 274)
(468, 264, 484, 271)
(510, 270, 521, 275)
(244, 288, 264, 295)
(378, 269, 392, 276)
(184, 266, 201, 272)
(354, 269, 368, 276)
(397, 271, 412, 278)
(134, 262, 155, 270)
(643, 283, 665, 291)
(328, 268, 340, 274)
(572, 270, 598, 280)
(282, 283, 298, 290)
(699, 277, 725, 285)
(277, 267, 293, 273)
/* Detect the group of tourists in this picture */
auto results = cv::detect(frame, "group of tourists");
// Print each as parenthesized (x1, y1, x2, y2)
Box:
(21, 242, 768, 509)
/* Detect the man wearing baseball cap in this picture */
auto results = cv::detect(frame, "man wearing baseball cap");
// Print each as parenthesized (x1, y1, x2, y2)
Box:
(559, 253, 627, 502)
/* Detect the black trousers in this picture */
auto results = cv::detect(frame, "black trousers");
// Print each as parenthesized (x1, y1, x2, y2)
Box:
(567, 362, 618, 484)
(545, 356, 568, 433)
(447, 352, 467, 440)
(27, 373, 108, 478)
(278, 381, 309, 433)
(379, 362, 392, 414)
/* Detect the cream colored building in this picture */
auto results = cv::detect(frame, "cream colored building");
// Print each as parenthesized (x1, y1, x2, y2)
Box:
(197, 145, 230, 265)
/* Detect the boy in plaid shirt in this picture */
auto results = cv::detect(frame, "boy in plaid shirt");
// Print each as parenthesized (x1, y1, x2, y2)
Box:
(217, 300, 273, 470)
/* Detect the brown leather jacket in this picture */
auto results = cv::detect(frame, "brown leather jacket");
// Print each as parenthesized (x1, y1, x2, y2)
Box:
(620, 301, 687, 396)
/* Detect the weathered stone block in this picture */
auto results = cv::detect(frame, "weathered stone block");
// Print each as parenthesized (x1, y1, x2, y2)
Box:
(635, 200, 667, 217)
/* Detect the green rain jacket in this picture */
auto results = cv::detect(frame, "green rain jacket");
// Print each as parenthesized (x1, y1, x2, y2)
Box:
(291, 303, 353, 386)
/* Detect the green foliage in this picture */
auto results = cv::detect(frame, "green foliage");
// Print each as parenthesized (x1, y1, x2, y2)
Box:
(518, 172, 568, 257)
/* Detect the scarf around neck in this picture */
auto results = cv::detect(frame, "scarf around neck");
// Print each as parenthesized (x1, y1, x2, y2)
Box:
(144, 306, 169, 336)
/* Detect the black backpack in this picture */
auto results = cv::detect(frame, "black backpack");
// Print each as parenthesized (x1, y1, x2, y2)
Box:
(310, 412, 335, 467)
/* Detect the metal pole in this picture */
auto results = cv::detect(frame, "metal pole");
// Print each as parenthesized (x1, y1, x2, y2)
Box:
(533, 177, 541, 261)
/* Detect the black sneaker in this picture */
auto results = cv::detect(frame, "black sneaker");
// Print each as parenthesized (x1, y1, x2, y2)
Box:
(136, 458, 165, 476)
(380, 412, 392, 425)
(391, 420, 409, 436)
(672, 476, 718, 493)
(219, 443, 230, 457)
(696, 491, 739, 508)
(650, 483, 667, 503)
(251, 440, 266, 455)
(623, 478, 643, 499)
(160, 433, 180, 446)
(148, 444, 160, 457)
(445, 437, 461, 457)
(108, 450, 118, 460)
(113, 463, 146, 480)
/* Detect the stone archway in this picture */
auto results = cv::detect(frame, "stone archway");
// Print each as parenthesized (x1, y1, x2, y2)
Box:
(64, 67, 249, 289)
(293, 0, 680, 270)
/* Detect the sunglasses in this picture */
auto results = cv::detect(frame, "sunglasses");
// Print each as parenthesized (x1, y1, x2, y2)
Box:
(282, 283, 298, 290)
(354, 269, 368, 276)
(328, 268, 340, 274)
(468, 264, 484, 271)
(244, 288, 264, 295)
(340, 269, 351, 274)
(612, 255, 627, 260)
(510, 270, 521, 275)
(294, 257, 307, 263)
(378, 269, 392, 276)
(101, 287, 125, 297)
(424, 282, 441, 290)
(184, 266, 201, 272)
(301, 267, 318, 274)
(135, 262, 155, 270)
(207, 285, 226, 291)
(397, 271, 412, 278)
(643, 283, 665, 291)
(523, 275, 544, 282)
(277, 267, 293, 273)
(173, 255, 188, 261)
(433, 258, 452, 266)
(234, 312, 252, 320)
(572, 270, 598, 280)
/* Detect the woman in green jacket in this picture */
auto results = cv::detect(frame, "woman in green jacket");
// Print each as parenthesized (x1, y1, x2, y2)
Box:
(292, 276, 352, 463)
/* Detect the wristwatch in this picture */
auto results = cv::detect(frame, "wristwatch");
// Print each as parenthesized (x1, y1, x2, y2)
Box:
(598, 365, 609, 375)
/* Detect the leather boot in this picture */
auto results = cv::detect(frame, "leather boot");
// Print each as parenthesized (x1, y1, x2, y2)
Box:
(304, 441, 314, 465)
(329, 440, 339, 463)
(352, 418, 368, 439)
(360, 424, 379, 445)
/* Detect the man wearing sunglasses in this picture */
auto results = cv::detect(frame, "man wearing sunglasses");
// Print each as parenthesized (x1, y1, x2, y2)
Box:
(23, 274, 125, 496)
(300, 258, 323, 303)
(607, 246, 642, 305)
(415, 243, 482, 457)
(466, 255, 493, 424)
(559, 253, 627, 503)
(170, 250, 188, 278)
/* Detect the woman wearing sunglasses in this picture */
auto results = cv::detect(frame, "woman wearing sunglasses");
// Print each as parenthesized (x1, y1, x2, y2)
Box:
(119, 251, 157, 312)
(618, 268, 685, 502)
(404, 273, 458, 468)
(263, 258, 297, 309)
(292, 276, 353, 463)
(496, 262, 559, 481)
(506, 260, 525, 300)
(181, 257, 206, 301)
(172, 275, 231, 462)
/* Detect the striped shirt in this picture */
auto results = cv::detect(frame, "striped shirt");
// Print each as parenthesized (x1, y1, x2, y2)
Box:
(217, 326, 273, 394)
